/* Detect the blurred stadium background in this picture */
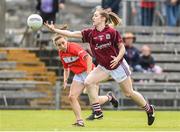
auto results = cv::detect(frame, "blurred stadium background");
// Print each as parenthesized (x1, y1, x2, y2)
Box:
(0, 0, 180, 130)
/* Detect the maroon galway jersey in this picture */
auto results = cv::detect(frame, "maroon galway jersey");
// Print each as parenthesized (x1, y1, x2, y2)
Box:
(81, 25, 123, 70)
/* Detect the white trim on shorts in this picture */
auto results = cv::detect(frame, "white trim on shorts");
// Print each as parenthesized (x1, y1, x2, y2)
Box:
(98, 59, 131, 83)
(73, 71, 88, 83)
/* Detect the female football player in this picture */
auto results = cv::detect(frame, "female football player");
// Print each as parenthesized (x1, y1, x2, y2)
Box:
(45, 9, 155, 126)
(53, 33, 118, 127)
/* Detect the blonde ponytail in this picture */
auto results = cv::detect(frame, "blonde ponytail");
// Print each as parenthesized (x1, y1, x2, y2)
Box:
(108, 12, 122, 26)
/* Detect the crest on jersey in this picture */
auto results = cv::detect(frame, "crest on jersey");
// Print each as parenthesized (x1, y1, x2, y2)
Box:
(98, 35, 104, 41)
(106, 34, 111, 39)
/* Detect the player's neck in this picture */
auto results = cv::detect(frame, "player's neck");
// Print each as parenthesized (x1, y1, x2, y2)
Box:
(96, 23, 106, 32)
(59, 47, 67, 52)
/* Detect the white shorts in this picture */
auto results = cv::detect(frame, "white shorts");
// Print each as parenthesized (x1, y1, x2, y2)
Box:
(73, 71, 87, 83)
(98, 59, 131, 83)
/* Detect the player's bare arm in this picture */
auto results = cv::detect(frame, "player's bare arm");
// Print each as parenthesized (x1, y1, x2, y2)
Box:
(44, 22, 82, 38)
(84, 54, 93, 74)
(63, 68, 70, 89)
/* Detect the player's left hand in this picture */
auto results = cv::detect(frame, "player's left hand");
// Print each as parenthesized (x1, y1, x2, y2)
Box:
(110, 56, 120, 68)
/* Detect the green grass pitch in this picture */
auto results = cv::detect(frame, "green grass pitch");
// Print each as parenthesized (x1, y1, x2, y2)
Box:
(0, 110, 180, 131)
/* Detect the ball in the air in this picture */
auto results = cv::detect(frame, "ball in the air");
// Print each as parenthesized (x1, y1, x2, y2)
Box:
(27, 14, 43, 31)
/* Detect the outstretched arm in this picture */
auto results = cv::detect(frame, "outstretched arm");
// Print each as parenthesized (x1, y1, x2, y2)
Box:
(44, 22, 82, 38)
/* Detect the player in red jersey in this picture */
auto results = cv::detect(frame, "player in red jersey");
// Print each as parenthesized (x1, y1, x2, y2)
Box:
(45, 9, 155, 126)
(53, 34, 118, 127)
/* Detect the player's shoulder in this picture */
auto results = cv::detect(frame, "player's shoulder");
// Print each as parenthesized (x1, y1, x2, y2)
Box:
(68, 42, 82, 47)
(106, 26, 122, 39)
(82, 27, 94, 32)
(68, 42, 83, 51)
(107, 25, 118, 33)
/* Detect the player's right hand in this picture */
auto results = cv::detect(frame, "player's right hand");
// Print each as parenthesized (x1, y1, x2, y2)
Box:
(63, 81, 67, 89)
(44, 21, 56, 32)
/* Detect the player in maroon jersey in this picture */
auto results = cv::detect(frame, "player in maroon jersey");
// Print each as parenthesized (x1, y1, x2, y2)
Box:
(53, 34, 118, 127)
(44, 9, 155, 126)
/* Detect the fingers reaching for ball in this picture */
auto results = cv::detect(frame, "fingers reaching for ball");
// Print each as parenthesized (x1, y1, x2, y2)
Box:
(44, 21, 56, 32)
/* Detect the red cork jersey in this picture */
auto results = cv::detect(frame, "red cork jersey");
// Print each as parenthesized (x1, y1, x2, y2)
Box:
(59, 42, 92, 74)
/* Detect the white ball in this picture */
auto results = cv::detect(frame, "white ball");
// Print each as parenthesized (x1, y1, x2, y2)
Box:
(27, 14, 43, 31)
